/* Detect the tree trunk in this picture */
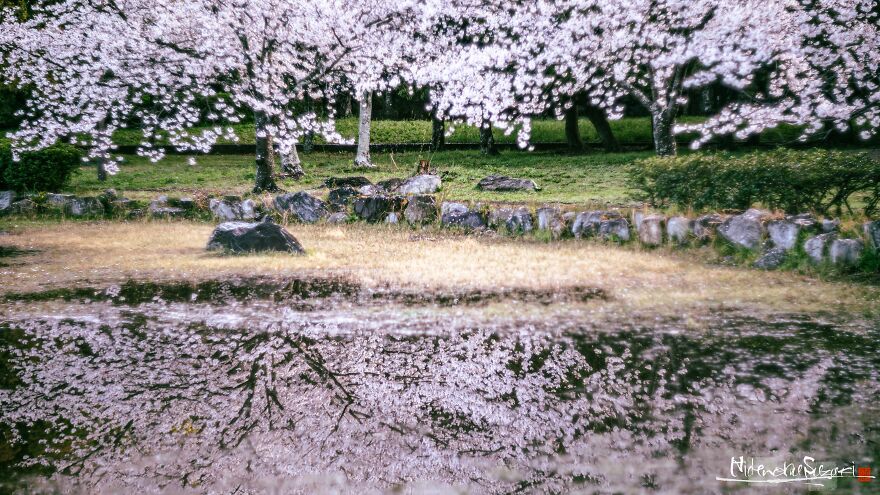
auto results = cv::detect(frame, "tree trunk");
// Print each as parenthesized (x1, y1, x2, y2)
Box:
(343, 95, 353, 117)
(583, 105, 621, 152)
(479, 121, 498, 156)
(384, 91, 393, 119)
(354, 91, 374, 167)
(281, 145, 305, 180)
(253, 111, 280, 193)
(652, 111, 677, 157)
(95, 119, 109, 181)
(431, 117, 445, 152)
(96, 159, 108, 182)
(564, 104, 584, 152)
(303, 95, 315, 154)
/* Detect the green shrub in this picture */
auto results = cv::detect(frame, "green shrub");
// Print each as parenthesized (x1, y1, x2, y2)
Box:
(628, 149, 880, 216)
(0, 143, 83, 193)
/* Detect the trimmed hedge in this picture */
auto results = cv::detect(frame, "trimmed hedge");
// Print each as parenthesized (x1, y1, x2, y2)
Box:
(0, 143, 83, 193)
(628, 150, 880, 216)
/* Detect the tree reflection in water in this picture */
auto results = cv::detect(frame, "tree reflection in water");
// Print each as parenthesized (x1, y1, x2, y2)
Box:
(1, 302, 878, 494)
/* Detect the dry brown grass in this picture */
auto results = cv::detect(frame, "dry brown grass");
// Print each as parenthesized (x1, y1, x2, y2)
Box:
(1, 220, 877, 316)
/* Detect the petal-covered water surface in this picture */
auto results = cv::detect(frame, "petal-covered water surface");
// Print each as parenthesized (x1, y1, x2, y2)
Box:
(1, 280, 878, 494)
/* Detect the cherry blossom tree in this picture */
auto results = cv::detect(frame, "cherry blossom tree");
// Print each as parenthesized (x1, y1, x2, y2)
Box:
(0, 0, 418, 192)
(677, 0, 880, 149)
(529, 0, 880, 155)
(417, 0, 878, 157)
(412, 6, 544, 154)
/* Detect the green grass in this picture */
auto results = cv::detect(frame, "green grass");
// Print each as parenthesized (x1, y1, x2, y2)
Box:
(109, 116, 812, 148)
(68, 149, 651, 205)
(110, 117, 692, 147)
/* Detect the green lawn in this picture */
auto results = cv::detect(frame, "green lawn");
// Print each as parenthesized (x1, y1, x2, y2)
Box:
(108, 116, 811, 148)
(68, 149, 651, 206)
(9, 116, 871, 208)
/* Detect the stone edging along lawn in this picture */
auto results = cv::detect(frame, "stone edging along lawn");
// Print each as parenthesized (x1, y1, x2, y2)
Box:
(2, 173, 879, 274)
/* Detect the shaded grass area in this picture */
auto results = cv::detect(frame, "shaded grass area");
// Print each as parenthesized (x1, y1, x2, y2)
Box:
(68, 150, 651, 205)
(0, 220, 877, 317)
(108, 116, 813, 148)
(108, 116, 699, 147)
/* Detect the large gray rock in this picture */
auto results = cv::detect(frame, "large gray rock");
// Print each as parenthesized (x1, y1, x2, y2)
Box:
(787, 213, 817, 230)
(274, 192, 329, 223)
(149, 196, 186, 218)
(385, 212, 400, 224)
(150, 207, 186, 218)
(206, 218, 304, 254)
(324, 176, 371, 189)
(149, 195, 168, 207)
(638, 215, 665, 246)
(666, 216, 692, 244)
(488, 206, 533, 234)
(632, 211, 646, 232)
(718, 209, 769, 250)
(829, 239, 863, 265)
(754, 247, 787, 270)
(821, 218, 840, 233)
(327, 212, 349, 224)
(209, 197, 257, 221)
(0, 191, 15, 213)
(358, 184, 382, 196)
(804, 233, 836, 263)
(572, 211, 610, 238)
(598, 218, 631, 242)
(767, 220, 800, 251)
(376, 178, 405, 194)
(536, 207, 560, 230)
(327, 186, 360, 211)
(399, 175, 441, 195)
(440, 202, 485, 230)
(9, 198, 35, 215)
(864, 221, 880, 251)
(358, 178, 405, 196)
(476, 175, 539, 192)
(693, 213, 724, 240)
(66, 196, 105, 217)
(46, 193, 75, 209)
(404, 195, 438, 225)
(536, 207, 565, 239)
(353, 195, 404, 223)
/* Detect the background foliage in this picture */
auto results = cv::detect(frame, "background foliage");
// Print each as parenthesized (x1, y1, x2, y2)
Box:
(0, 143, 83, 192)
(629, 149, 880, 215)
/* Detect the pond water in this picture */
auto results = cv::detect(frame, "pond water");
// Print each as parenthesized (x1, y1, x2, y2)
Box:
(1, 279, 878, 494)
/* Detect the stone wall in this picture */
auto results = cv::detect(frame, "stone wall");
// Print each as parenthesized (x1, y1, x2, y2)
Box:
(3, 182, 877, 270)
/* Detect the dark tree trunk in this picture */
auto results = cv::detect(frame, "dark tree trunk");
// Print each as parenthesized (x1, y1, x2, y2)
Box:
(303, 95, 315, 154)
(651, 111, 677, 157)
(564, 104, 584, 152)
(95, 119, 109, 181)
(96, 160, 108, 182)
(253, 111, 280, 193)
(583, 105, 621, 152)
(479, 122, 498, 156)
(384, 92, 393, 119)
(343, 94, 353, 117)
(431, 117, 445, 152)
